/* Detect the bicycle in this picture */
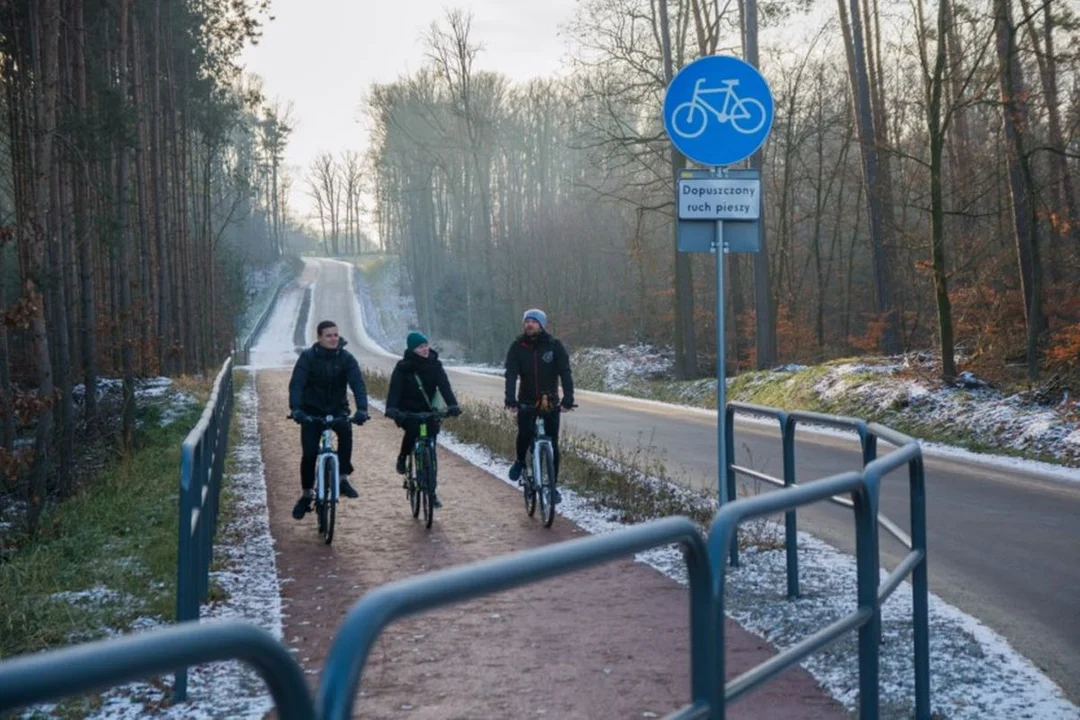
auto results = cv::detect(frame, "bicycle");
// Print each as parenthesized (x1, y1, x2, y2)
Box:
(393, 410, 450, 529)
(517, 403, 576, 528)
(287, 412, 357, 544)
(671, 77, 766, 139)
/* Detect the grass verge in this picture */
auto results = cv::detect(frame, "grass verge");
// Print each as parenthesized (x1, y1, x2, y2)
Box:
(365, 370, 783, 549)
(0, 378, 215, 662)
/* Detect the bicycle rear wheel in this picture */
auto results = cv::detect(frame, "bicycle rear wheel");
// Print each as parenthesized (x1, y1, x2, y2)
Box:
(539, 443, 556, 528)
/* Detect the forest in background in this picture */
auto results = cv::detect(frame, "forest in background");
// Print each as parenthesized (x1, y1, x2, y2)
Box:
(365, 0, 1080, 390)
(0, 0, 297, 532)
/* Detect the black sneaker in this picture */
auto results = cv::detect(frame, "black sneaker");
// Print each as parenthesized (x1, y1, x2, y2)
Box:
(292, 495, 312, 520)
(339, 476, 359, 499)
(508, 460, 524, 483)
(432, 493, 443, 509)
(553, 488, 563, 505)
(396, 455, 407, 475)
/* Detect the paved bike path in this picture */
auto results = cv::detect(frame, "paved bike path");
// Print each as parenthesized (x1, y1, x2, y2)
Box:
(256, 369, 847, 719)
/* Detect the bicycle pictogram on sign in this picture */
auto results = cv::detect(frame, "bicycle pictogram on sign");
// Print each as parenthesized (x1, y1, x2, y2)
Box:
(670, 78, 767, 139)
(662, 55, 775, 167)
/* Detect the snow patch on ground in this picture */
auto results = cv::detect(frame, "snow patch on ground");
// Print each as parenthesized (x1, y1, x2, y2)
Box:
(573, 344, 673, 390)
(22, 374, 285, 720)
(366, 398, 1079, 720)
(351, 261, 418, 356)
(810, 363, 1080, 466)
(240, 260, 294, 341)
(69, 377, 198, 429)
(245, 284, 305, 370)
(48, 585, 129, 606)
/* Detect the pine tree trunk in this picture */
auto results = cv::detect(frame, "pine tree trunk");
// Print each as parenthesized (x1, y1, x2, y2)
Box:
(995, 0, 1044, 381)
(151, 0, 171, 373)
(117, 0, 136, 451)
(26, 0, 61, 532)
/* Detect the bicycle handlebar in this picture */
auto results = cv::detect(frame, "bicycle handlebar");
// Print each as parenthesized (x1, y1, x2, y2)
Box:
(391, 410, 451, 421)
(285, 412, 356, 427)
(515, 403, 577, 414)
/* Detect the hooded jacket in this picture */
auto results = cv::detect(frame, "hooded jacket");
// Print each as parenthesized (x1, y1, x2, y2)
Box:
(504, 331, 574, 408)
(386, 347, 458, 414)
(288, 338, 368, 416)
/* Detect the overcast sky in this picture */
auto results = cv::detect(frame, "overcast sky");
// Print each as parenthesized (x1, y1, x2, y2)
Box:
(239, 0, 579, 227)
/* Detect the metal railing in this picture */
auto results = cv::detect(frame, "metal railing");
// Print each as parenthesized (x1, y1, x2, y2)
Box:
(175, 356, 234, 700)
(0, 405, 929, 720)
(725, 402, 911, 597)
(317, 516, 716, 719)
(0, 622, 314, 719)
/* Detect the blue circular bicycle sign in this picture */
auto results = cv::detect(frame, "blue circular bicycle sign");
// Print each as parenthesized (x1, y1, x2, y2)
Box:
(663, 55, 775, 167)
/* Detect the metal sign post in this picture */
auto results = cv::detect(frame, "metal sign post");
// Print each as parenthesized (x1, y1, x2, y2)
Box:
(662, 55, 775, 518)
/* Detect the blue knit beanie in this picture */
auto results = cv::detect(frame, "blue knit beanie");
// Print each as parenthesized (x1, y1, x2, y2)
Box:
(407, 331, 429, 351)
(522, 308, 547, 329)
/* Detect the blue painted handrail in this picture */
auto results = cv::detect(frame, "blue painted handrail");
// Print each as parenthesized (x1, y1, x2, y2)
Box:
(175, 356, 234, 700)
(0, 622, 315, 719)
(317, 516, 715, 719)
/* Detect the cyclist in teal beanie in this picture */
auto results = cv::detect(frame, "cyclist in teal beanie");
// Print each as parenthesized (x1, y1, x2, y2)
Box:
(385, 332, 461, 508)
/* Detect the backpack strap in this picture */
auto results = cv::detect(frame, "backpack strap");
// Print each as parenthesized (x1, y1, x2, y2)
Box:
(413, 373, 433, 410)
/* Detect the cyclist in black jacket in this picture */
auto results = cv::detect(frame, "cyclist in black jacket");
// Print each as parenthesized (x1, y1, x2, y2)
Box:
(288, 320, 370, 520)
(385, 331, 462, 508)
(504, 308, 575, 502)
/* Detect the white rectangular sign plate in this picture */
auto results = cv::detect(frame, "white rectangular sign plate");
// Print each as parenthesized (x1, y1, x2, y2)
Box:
(678, 178, 761, 220)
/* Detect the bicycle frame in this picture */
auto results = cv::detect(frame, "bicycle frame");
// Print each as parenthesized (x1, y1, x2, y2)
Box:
(397, 410, 447, 490)
(691, 78, 742, 120)
(413, 422, 435, 482)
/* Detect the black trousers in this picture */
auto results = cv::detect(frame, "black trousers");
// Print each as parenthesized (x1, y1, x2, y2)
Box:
(399, 418, 441, 457)
(300, 421, 353, 491)
(516, 410, 561, 480)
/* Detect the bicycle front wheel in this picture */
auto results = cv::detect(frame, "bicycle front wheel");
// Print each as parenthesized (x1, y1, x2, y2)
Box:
(323, 459, 336, 544)
(523, 451, 537, 517)
(539, 443, 556, 528)
(408, 454, 421, 518)
(422, 443, 436, 529)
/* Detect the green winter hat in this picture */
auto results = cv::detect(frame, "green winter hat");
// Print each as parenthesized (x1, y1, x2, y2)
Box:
(407, 331, 429, 351)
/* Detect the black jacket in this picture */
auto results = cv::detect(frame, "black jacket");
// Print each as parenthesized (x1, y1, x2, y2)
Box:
(386, 348, 458, 414)
(504, 331, 574, 408)
(288, 339, 368, 416)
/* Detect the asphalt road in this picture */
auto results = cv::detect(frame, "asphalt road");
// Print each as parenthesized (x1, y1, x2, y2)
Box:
(299, 257, 1080, 704)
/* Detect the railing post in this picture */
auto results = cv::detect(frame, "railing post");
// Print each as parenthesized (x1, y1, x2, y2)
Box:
(861, 424, 877, 467)
(724, 404, 739, 568)
(856, 474, 881, 720)
(175, 445, 194, 702)
(199, 442, 211, 604)
(910, 454, 931, 719)
(780, 413, 798, 599)
(713, 556, 730, 720)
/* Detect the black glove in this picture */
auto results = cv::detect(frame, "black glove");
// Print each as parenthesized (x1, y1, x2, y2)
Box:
(385, 407, 400, 420)
(351, 410, 369, 425)
(446, 405, 462, 417)
(561, 399, 576, 410)
(291, 409, 310, 424)
(504, 400, 518, 411)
